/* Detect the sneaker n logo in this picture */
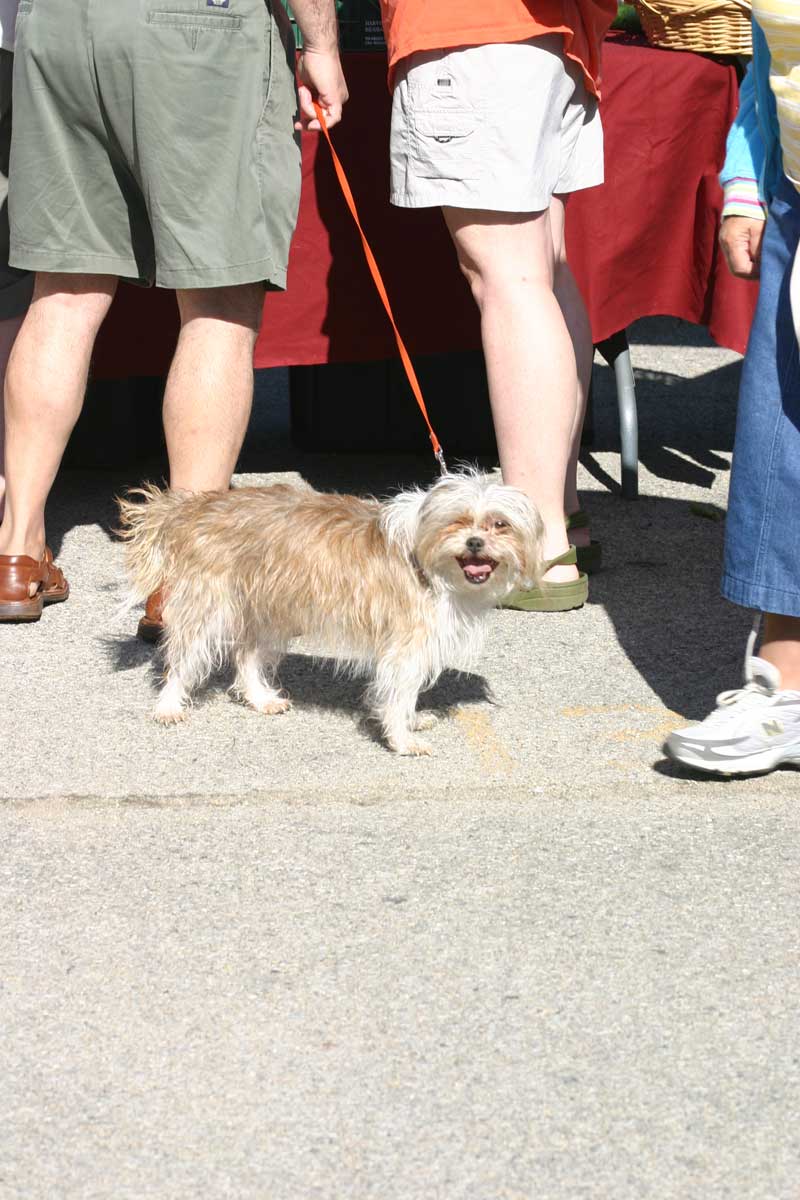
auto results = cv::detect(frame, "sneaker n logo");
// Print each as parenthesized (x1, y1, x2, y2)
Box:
(762, 719, 783, 737)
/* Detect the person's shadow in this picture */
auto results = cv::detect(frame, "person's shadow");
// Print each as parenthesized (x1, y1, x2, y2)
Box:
(579, 327, 751, 726)
(242, 316, 754, 731)
(49, 231, 754, 765)
(69, 313, 750, 735)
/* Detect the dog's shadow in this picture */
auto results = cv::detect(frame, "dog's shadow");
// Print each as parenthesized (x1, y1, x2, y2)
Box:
(278, 653, 491, 715)
(104, 639, 491, 737)
(104, 633, 156, 673)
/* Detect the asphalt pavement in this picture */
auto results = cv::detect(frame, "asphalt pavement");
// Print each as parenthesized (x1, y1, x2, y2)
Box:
(1, 318, 797, 1199)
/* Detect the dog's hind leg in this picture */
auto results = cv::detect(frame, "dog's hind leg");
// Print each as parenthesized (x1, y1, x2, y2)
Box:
(153, 599, 226, 723)
(154, 669, 192, 724)
(367, 654, 432, 756)
(154, 643, 208, 723)
(233, 641, 291, 716)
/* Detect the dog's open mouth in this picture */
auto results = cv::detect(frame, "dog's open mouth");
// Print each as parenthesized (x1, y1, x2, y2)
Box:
(456, 555, 498, 585)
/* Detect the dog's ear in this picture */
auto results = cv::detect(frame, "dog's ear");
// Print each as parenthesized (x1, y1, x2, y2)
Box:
(499, 490, 545, 589)
(519, 533, 545, 590)
(380, 488, 427, 555)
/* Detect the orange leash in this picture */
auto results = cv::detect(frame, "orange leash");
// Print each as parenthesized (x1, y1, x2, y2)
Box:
(312, 101, 448, 474)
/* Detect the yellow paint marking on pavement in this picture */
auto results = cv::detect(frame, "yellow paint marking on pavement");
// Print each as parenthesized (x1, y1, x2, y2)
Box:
(561, 703, 678, 718)
(611, 714, 689, 743)
(454, 707, 516, 775)
(560, 702, 690, 745)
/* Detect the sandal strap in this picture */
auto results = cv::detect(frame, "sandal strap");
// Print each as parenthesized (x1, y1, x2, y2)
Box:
(143, 587, 165, 623)
(0, 553, 48, 602)
(565, 509, 590, 531)
(543, 545, 578, 571)
(42, 547, 66, 593)
(0, 547, 67, 602)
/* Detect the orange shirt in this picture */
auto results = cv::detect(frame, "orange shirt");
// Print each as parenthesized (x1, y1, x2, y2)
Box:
(379, 0, 617, 98)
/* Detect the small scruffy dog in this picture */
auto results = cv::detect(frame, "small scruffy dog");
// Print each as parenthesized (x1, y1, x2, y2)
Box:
(118, 471, 543, 755)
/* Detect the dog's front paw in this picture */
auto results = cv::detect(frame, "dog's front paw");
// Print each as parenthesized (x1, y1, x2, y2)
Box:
(390, 735, 433, 757)
(253, 697, 292, 716)
(153, 704, 187, 725)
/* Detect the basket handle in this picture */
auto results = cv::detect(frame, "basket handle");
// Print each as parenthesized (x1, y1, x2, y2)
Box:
(634, 0, 661, 18)
(636, 0, 752, 16)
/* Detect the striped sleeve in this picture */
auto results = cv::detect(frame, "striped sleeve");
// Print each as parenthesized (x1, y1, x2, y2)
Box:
(722, 177, 767, 220)
(720, 56, 767, 219)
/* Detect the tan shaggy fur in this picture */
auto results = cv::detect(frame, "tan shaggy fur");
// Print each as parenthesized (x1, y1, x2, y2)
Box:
(118, 471, 543, 755)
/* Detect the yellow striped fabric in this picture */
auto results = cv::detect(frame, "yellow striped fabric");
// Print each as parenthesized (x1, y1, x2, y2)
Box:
(753, 0, 800, 188)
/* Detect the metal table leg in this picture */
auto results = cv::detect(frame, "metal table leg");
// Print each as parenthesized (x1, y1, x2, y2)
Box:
(596, 329, 639, 500)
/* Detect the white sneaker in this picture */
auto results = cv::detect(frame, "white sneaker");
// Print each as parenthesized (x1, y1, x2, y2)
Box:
(665, 654, 800, 776)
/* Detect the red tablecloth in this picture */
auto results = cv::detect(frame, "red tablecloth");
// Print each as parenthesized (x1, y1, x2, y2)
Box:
(92, 34, 757, 378)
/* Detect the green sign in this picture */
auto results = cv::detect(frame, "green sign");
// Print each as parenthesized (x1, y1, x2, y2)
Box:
(283, 0, 386, 50)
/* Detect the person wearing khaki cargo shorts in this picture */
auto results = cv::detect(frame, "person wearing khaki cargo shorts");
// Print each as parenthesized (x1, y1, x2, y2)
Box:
(0, 0, 34, 525)
(0, 0, 347, 627)
(380, 1, 615, 610)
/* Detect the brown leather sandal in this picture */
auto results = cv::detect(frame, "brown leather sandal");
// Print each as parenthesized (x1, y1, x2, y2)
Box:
(137, 587, 165, 643)
(0, 546, 69, 622)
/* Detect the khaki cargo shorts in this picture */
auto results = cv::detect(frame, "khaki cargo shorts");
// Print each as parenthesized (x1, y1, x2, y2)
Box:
(9, 0, 301, 289)
(390, 34, 604, 212)
(0, 49, 32, 319)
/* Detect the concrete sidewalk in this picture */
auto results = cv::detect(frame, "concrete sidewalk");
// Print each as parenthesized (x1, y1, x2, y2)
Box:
(2, 318, 799, 1200)
(0, 318, 792, 805)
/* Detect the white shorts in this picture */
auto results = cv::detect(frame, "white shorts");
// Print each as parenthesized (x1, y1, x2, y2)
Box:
(389, 35, 604, 212)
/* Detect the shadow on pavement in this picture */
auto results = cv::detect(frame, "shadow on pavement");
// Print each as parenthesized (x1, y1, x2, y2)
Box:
(46, 329, 746, 729)
(55, 468, 750, 730)
(102, 627, 491, 725)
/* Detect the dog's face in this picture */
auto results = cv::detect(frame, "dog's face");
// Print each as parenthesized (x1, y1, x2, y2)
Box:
(385, 471, 544, 601)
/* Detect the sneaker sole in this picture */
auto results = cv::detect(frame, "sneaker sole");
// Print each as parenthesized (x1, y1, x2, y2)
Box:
(664, 737, 800, 777)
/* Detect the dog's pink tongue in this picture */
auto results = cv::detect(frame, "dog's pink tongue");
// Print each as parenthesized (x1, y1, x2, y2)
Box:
(463, 559, 493, 582)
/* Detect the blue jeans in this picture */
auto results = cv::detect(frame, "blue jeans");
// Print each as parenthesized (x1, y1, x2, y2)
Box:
(722, 175, 800, 618)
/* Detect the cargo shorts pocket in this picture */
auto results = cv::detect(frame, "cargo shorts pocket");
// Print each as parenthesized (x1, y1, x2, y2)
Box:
(147, 11, 243, 30)
(411, 111, 479, 182)
(147, 10, 243, 51)
(255, 3, 277, 133)
(146, 11, 241, 29)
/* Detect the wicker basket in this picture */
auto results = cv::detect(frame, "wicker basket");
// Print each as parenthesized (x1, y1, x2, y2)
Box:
(632, 0, 752, 54)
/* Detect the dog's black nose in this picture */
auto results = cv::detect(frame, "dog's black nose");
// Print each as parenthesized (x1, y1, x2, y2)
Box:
(466, 536, 484, 554)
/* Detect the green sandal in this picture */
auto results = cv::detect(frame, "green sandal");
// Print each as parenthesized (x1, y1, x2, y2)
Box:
(499, 546, 588, 612)
(567, 509, 602, 575)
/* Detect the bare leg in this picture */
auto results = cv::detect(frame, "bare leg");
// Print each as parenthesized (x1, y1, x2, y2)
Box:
(0, 274, 117, 557)
(164, 284, 264, 492)
(551, 194, 593, 545)
(760, 614, 800, 689)
(0, 311, 25, 521)
(443, 207, 578, 582)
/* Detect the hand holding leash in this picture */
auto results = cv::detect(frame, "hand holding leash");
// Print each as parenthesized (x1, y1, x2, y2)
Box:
(296, 48, 349, 131)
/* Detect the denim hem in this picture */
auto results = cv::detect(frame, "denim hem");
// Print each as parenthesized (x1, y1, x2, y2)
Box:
(721, 572, 800, 618)
(722, 176, 800, 613)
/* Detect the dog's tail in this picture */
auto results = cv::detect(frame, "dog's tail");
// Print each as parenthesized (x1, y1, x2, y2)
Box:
(116, 483, 189, 609)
